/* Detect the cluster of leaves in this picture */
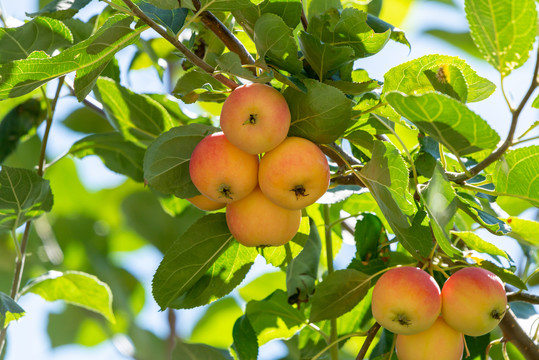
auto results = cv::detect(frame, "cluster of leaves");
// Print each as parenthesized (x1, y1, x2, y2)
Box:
(0, 0, 538, 359)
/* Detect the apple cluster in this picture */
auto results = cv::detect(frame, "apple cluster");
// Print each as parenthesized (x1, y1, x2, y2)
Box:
(188, 83, 330, 247)
(371, 266, 507, 360)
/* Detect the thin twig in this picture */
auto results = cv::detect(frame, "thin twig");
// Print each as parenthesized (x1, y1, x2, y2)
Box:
(448, 46, 539, 183)
(300, 0, 308, 30)
(507, 291, 539, 305)
(38, 77, 64, 176)
(167, 309, 177, 360)
(121, 0, 238, 90)
(191, 0, 256, 74)
(64, 77, 107, 118)
(356, 322, 381, 360)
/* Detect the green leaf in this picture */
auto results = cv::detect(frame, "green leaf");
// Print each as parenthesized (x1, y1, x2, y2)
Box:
(0, 14, 143, 100)
(0, 166, 53, 233)
(232, 315, 258, 360)
(324, 79, 380, 96)
(478, 261, 527, 290)
(456, 193, 511, 235)
(0, 99, 44, 164)
(189, 297, 242, 348)
(309, 269, 371, 322)
(144, 0, 180, 9)
(201, 0, 252, 11)
(451, 231, 510, 260)
(152, 213, 234, 310)
(170, 241, 258, 309)
(245, 289, 306, 345)
(138, 1, 187, 34)
(506, 217, 539, 246)
(172, 68, 228, 103)
(253, 13, 302, 74)
(383, 54, 496, 102)
(0, 292, 25, 328)
(27, 0, 92, 19)
(286, 217, 321, 305)
(61, 107, 114, 134)
(465, 0, 537, 77)
(493, 146, 539, 206)
(173, 341, 232, 359)
(238, 272, 286, 302)
(22, 271, 115, 323)
(232, 0, 302, 37)
(423, 64, 468, 102)
(354, 212, 386, 261)
(215, 52, 273, 83)
(69, 132, 145, 182)
(307, 0, 341, 21)
(423, 164, 461, 256)
(366, 14, 410, 49)
(94, 77, 174, 146)
(298, 31, 355, 81)
(360, 141, 433, 258)
(308, 8, 390, 59)
(386, 92, 500, 156)
(284, 79, 353, 144)
(0, 17, 73, 64)
(143, 124, 219, 198)
(424, 30, 481, 59)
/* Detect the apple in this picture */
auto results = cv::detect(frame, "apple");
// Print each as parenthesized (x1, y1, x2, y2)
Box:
(189, 132, 259, 203)
(187, 194, 226, 211)
(220, 83, 291, 155)
(371, 267, 442, 335)
(258, 137, 330, 210)
(226, 187, 301, 247)
(396, 316, 464, 360)
(441, 267, 507, 336)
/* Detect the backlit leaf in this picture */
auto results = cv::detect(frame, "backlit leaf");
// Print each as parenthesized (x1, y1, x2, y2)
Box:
(506, 217, 539, 247)
(0, 292, 25, 328)
(232, 315, 258, 360)
(451, 231, 510, 260)
(27, 0, 92, 19)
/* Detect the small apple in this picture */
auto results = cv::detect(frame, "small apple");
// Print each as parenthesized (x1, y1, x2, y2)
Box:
(258, 137, 330, 210)
(220, 83, 291, 155)
(187, 194, 226, 211)
(441, 267, 507, 336)
(226, 187, 301, 247)
(371, 267, 442, 335)
(396, 317, 464, 360)
(189, 132, 259, 203)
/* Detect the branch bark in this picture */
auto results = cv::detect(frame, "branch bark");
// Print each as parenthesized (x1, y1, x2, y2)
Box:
(448, 46, 539, 183)
(121, 0, 239, 90)
(499, 308, 539, 360)
(356, 322, 381, 360)
(507, 291, 539, 305)
(191, 0, 256, 75)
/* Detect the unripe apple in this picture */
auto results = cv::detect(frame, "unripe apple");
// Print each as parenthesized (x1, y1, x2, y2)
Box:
(396, 317, 464, 360)
(371, 267, 442, 335)
(441, 267, 507, 336)
(189, 132, 259, 203)
(258, 137, 330, 210)
(220, 83, 291, 155)
(187, 194, 226, 211)
(226, 187, 301, 247)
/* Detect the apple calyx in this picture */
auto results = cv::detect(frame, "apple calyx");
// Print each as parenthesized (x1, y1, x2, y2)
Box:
(491, 308, 505, 321)
(290, 185, 309, 199)
(218, 184, 234, 200)
(394, 313, 412, 327)
(243, 114, 258, 125)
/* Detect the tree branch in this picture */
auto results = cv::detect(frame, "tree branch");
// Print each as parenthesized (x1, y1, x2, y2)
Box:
(507, 291, 539, 305)
(448, 46, 539, 183)
(356, 322, 381, 360)
(167, 309, 177, 360)
(300, 0, 308, 30)
(499, 308, 539, 359)
(121, 0, 239, 90)
(64, 77, 107, 118)
(191, 0, 256, 75)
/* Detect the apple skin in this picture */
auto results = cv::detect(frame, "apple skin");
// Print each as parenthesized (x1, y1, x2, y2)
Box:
(187, 194, 226, 211)
(226, 187, 301, 247)
(258, 137, 330, 210)
(220, 83, 291, 155)
(441, 267, 507, 336)
(189, 132, 259, 204)
(396, 317, 464, 360)
(371, 267, 442, 335)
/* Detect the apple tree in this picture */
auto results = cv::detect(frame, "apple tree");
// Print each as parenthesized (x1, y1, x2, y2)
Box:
(0, 0, 538, 359)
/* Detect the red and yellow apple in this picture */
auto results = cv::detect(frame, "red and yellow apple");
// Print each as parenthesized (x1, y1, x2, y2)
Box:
(396, 317, 464, 360)
(189, 132, 259, 203)
(187, 194, 226, 211)
(371, 267, 442, 335)
(441, 267, 507, 336)
(220, 83, 291, 155)
(258, 137, 330, 210)
(226, 187, 301, 247)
